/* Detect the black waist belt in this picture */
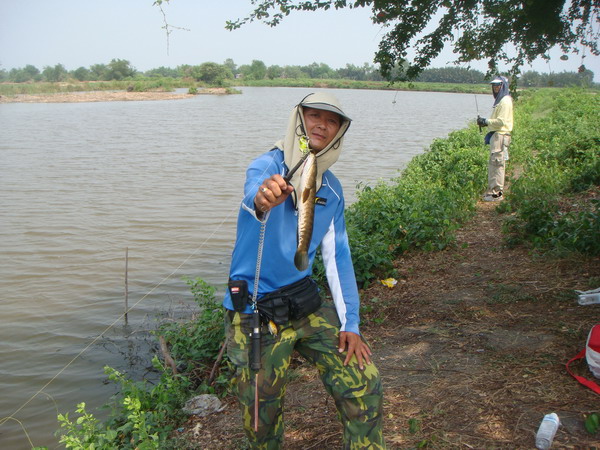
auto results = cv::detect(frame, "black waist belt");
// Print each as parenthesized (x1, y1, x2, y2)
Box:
(257, 277, 322, 324)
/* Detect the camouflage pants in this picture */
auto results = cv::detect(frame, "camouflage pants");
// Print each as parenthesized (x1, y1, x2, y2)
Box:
(225, 304, 385, 449)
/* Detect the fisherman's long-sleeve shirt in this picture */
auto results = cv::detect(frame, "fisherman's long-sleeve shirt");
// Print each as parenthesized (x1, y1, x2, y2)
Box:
(223, 149, 361, 335)
(487, 96, 513, 134)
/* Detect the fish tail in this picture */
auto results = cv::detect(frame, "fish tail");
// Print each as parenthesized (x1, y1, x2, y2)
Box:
(294, 250, 309, 271)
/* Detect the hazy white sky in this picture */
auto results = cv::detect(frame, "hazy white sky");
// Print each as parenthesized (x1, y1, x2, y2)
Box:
(1, 0, 598, 80)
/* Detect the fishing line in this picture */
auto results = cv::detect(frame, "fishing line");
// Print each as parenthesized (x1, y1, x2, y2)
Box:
(0, 417, 36, 448)
(0, 157, 277, 442)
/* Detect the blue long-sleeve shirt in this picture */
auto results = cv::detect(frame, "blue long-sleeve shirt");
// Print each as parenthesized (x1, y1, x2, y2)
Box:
(222, 149, 361, 334)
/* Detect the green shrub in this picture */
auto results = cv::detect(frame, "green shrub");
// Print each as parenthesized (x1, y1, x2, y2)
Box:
(500, 88, 600, 255)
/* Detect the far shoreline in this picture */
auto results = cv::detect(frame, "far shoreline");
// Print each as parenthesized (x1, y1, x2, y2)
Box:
(0, 87, 230, 104)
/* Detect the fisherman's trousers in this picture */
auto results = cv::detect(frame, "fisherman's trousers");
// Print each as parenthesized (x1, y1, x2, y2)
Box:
(486, 132, 511, 196)
(225, 303, 385, 449)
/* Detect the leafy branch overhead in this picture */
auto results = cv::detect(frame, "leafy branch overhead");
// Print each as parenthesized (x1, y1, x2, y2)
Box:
(225, 0, 600, 81)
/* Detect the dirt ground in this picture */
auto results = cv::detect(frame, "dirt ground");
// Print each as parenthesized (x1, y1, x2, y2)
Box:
(179, 200, 600, 449)
(0, 87, 228, 103)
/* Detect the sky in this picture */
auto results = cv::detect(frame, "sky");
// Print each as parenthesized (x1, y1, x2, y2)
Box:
(1, 0, 598, 80)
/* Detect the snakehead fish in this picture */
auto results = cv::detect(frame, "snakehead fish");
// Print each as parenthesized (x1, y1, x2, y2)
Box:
(294, 151, 317, 271)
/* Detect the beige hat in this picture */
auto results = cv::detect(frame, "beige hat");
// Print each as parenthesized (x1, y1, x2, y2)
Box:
(275, 92, 351, 203)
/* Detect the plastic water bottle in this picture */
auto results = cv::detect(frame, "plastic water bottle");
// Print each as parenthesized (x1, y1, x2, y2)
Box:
(535, 413, 560, 449)
(578, 292, 600, 305)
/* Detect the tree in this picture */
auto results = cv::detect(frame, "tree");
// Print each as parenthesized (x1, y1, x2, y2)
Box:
(416, 67, 486, 83)
(223, 58, 238, 77)
(195, 62, 233, 85)
(300, 62, 337, 78)
(8, 65, 41, 82)
(240, 59, 267, 80)
(42, 64, 68, 82)
(89, 64, 107, 81)
(71, 66, 91, 81)
(226, 0, 600, 82)
(281, 65, 307, 78)
(145, 66, 180, 78)
(266, 64, 283, 79)
(104, 59, 136, 80)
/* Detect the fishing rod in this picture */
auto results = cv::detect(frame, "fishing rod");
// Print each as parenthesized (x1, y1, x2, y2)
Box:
(474, 94, 483, 133)
(251, 135, 312, 432)
(250, 218, 267, 433)
(283, 136, 311, 184)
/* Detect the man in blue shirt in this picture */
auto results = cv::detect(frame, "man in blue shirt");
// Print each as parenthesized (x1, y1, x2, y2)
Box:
(223, 92, 385, 449)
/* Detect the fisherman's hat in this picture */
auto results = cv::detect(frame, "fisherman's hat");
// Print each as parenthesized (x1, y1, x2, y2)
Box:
(300, 93, 352, 122)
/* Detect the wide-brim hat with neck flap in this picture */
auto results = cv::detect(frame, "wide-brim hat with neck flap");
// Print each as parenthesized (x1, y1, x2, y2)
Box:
(275, 92, 351, 203)
(300, 97, 352, 122)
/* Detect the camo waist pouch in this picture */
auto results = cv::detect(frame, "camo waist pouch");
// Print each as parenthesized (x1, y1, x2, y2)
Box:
(257, 277, 322, 325)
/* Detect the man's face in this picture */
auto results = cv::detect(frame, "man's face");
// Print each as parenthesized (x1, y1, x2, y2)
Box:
(492, 84, 501, 97)
(303, 107, 342, 151)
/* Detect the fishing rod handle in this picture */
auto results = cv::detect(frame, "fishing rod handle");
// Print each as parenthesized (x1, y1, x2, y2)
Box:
(251, 309, 261, 371)
(283, 151, 311, 183)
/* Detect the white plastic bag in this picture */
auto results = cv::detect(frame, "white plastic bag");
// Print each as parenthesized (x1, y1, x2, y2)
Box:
(586, 324, 600, 379)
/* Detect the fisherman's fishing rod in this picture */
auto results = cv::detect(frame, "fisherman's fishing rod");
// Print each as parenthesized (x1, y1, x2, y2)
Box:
(283, 136, 312, 184)
(474, 94, 483, 133)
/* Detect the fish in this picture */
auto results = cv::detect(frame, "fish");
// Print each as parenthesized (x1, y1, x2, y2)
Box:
(294, 151, 317, 271)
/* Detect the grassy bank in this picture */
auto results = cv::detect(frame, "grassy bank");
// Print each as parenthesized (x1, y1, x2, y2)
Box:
(48, 88, 599, 449)
(0, 79, 194, 96)
(237, 78, 491, 94)
(0, 77, 492, 97)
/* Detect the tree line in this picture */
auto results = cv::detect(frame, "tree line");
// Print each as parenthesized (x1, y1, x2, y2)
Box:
(0, 58, 596, 88)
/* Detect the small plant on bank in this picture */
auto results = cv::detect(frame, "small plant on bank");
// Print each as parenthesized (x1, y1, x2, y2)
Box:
(156, 277, 230, 393)
(57, 358, 189, 449)
(56, 277, 230, 448)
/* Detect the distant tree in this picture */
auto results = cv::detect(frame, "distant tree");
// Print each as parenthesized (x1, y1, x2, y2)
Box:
(266, 64, 283, 79)
(336, 63, 368, 81)
(104, 59, 136, 80)
(195, 62, 233, 85)
(145, 66, 180, 78)
(0, 67, 7, 82)
(42, 64, 68, 82)
(71, 66, 91, 81)
(227, 0, 600, 82)
(223, 58, 238, 76)
(300, 62, 336, 79)
(281, 65, 307, 79)
(89, 64, 107, 81)
(177, 64, 195, 78)
(240, 59, 267, 80)
(8, 65, 41, 82)
(416, 67, 486, 84)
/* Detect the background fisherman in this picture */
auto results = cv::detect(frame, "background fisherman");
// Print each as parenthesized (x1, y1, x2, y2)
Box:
(223, 92, 385, 449)
(477, 76, 514, 201)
